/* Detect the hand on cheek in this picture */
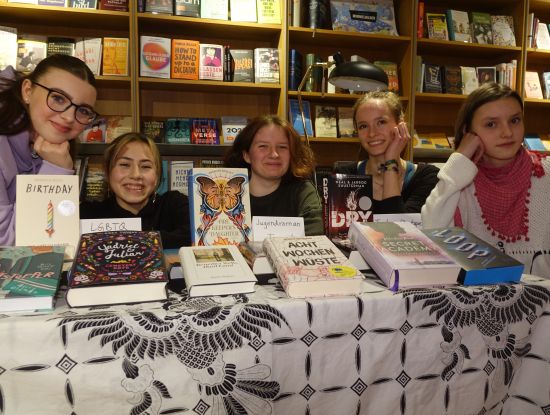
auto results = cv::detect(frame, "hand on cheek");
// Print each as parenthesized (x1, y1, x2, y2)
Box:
(385, 121, 410, 160)
(33, 135, 73, 170)
(457, 132, 484, 164)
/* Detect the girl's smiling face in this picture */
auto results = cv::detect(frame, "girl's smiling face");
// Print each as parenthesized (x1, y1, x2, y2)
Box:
(355, 100, 399, 157)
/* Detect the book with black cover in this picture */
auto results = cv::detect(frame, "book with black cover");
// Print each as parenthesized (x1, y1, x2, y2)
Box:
(67, 231, 168, 307)
(423, 63, 442, 93)
(443, 65, 462, 94)
(423, 227, 524, 285)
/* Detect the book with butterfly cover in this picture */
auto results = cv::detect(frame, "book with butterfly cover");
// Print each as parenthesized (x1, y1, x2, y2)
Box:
(188, 168, 252, 246)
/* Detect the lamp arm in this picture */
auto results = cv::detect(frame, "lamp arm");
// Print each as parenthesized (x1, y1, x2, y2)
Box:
(297, 64, 314, 145)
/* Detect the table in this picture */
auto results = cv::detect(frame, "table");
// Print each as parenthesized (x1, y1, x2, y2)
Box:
(0, 274, 549, 415)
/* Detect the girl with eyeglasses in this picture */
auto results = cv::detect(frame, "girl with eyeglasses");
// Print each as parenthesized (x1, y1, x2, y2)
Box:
(0, 54, 98, 245)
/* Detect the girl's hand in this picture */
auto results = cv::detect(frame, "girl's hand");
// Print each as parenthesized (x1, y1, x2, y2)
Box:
(457, 131, 484, 164)
(385, 121, 410, 161)
(33, 135, 73, 170)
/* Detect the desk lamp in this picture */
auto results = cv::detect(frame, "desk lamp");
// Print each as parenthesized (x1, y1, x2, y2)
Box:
(296, 52, 389, 145)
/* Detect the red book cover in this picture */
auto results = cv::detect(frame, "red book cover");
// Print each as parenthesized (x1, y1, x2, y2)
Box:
(99, 0, 128, 11)
(191, 118, 220, 145)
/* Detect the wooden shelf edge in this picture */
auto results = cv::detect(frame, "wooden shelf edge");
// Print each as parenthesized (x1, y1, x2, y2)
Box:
(413, 148, 453, 160)
(418, 38, 521, 52)
(78, 143, 228, 157)
(137, 12, 281, 31)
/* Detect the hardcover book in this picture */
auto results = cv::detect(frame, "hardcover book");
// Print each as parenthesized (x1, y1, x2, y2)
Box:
(288, 48, 303, 91)
(446, 9, 471, 42)
(199, 43, 223, 81)
(254, 48, 279, 84)
(426, 13, 449, 41)
(0, 246, 65, 313)
(67, 231, 168, 307)
(535, 21, 550, 50)
(330, 0, 398, 35)
(0, 26, 17, 71)
(491, 15, 516, 46)
(37, 0, 65, 5)
(348, 221, 460, 291)
(306, 0, 331, 29)
(102, 37, 129, 76)
(256, 0, 280, 24)
(81, 161, 107, 203)
(46, 37, 75, 57)
(231, 49, 254, 82)
(170, 160, 194, 195)
(322, 173, 373, 244)
(74, 37, 102, 76)
(188, 167, 252, 245)
(238, 241, 274, 275)
(175, 0, 200, 16)
(171, 39, 199, 80)
(470, 11, 493, 44)
(423, 227, 524, 285)
(140, 36, 171, 78)
(200, 0, 228, 20)
(15, 175, 80, 257)
(179, 245, 257, 296)
(288, 98, 313, 136)
(99, 0, 128, 10)
(263, 235, 364, 298)
(165, 118, 192, 144)
(314, 105, 337, 138)
(191, 118, 219, 144)
(145, 0, 173, 14)
(220, 115, 247, 145)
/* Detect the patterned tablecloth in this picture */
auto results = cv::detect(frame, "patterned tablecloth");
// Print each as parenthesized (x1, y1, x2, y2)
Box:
(0, 273, 549, 415)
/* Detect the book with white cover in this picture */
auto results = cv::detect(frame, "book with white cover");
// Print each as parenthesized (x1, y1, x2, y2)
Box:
(263, 235, 364, 298)
(0, 26, 17, 71)
(348, 221, 460, 291)
(524, 71, 543, 99)
(179, 245, 257, 297)
(74, 38, 102, 76)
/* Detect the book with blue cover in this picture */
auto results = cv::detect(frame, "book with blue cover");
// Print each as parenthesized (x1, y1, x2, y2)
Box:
(288, 98, 313, 136)
(423, 227, 524, 285)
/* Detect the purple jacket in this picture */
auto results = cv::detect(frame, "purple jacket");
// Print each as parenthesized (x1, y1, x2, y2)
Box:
(0, 131, 73, 245)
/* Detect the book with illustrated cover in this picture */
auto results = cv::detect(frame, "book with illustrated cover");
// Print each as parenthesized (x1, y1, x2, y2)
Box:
(348, 221, 460, 290)
(191, 118, 219, 144)
(0, 246, 65, 313)
(171, 39, 199, 80)
(254, 48, 279, 84)
(461, 66, 478, 95)
(142, 119, 165, 143)
(231, 49, 254, 82)
(79, 117, 107, 143)
(200, 0, 228, 20)
(314, 105, 337, 138)
(423, 63, 442, 93)
(373, 60, 399, 93)
(165, 118, 192, 144)
(82, 161, 107, 203)
(199, 43, 223, 80)
(140, 36, 171, 78)
(535, 21, 550, 50)
(477, 66, 496, 85)
(443, 65, 462, 94)
(446, 9, 471, 42)
(491, 15, 516, 46)
(67, 231, 168, 307)
(16, 37, 47, 72)
(188, 168, 252, 246)
(288, 98, 313, 136)
(330, 0, 398, 35)
(524, 71, 543, 99)
(0, 26, 18, 71)
(179, 245, 257, 296)
(470, 11, 493, 44)
(337, 107, 355, 137)
(322, 173, 373, 244)
(175, 0, 200, 16)
(145, 0, 173, 14)
(423, 227, 524, 285)
(102, 37, 129, 76)
(263, 235, 364, 298)
(15, 175, 80, 257)
(74, 37, 102, 76)
(542, 72, 550, 99)
(426, 13, 449, 41)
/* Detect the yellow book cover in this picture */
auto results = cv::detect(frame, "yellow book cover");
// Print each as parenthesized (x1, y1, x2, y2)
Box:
(257, 0, 281, 24)
(102, 37, 129, 76)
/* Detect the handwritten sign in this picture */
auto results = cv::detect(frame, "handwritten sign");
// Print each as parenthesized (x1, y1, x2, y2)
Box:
(79, 218, 142, 235)
(252, 216, 305, 242)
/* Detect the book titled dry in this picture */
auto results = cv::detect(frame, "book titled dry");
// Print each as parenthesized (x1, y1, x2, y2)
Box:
(348, 221, 460, 291)
(178, 245, 257, 297)
(263, 235, 364, 298)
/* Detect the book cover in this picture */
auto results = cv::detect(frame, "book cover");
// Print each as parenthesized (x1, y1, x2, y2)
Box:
(175, 0, 200, 16)
(323, 173, 373, 244)
(171, 39, 199, 80)
(69, 0, 97, 7)
(231, 49, 254, 82)
(142, 118, 166, 143)
(140, 36, 171, 78)
(16, 37, 47, 72)
(220, 115, 247, 145)
(199, 159, 224, 168)
(461, 66, 479, 95)
(314, 105, 337, 138)
(426, 13, 449, 41)
(330, 0, 398, 35)
(105, 115, 132, 143)
(306, 0, 331, 29)
(263, 235, 364, 298)
(542, 72, 550, 99)
(491, 15, 516, 46)
(288, 98, 313, 137)
(200, 0, 228, 20)
(0, 26, 17, 71)
(170, 160, 194, 195)
(257, 0, 280, 24)
(337, 107, 355, 137)
(373, 60, 399, 93)
(443, 65, 462, 94)
(102, 37, 129, 76)
(288, 48, 303, 91)
(145, 0, 173, 14)
(178, 245, 257, 296)
(15, 175, 80, 256)
(199, 43, 223, 81)
(74, 37, 102, 76)
(254, 48, 279, 84)
(223, 46, 234, 81)
(46, 37, 75, 57)
(82, 161, 107, 203)
(191, 118, 219, 144)
(535, 22, 550, 50)
(79, 117, 107, 143)
(237, 241, 274, 275)
(446, 9, 471, 42)
(0, 246, 65, 313)
(348, 221, 460, 291)
(67, 231, 168, 307)
(165, 118, 192, 144)
(230, 0, 256, 21)
(470, 11, 493, 44)
(524, 71, 543, 99)
(423, 227, 524, 285)
(37, 0, 65, 5)
(524, 134, 547, 151)
(477, 66, 496, 85)
(188, 167, 252, 245)
(423, 63, 442, 93)
(99, 0, 128, 10)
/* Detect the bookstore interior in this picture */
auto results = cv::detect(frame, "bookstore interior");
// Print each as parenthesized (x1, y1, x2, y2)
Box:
(1, 0, 550, 414)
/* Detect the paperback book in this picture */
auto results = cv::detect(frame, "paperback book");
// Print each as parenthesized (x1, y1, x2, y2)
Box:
(199, 43, 223, 80)
(0, 246, 65, 313)
(314, 105, 337, 138)
(257, 0, 280, 24)
(170, 160, 194, 195)
(426, 13, 449, 40)
(140, 36, 171, 78)
(491, 15, 516, 46)
(102, 37, 129, 76)
(0, 26, 17, 71)
(446, 9, 471, 42)
(231, 49, 254, 82)
(220, 115, 247, 145)
(288, 98, 313, 136)
(254, 48, 279, 84)
(74, 37, 102, 76)
(175, 0, 200, 16)
(67, 231, 168, 307)
(348, 221, 460, 291)
(471, 11, 493, 44)
(191, 118, 219, 144)
(178, 245, 257, 296)
(171, 39, 199, 80)
(263, 235, 364, 298)
(165, 118, 192, 144)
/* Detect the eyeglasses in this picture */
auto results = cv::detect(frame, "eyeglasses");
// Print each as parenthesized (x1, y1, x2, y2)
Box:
(32, 81, 98, 125)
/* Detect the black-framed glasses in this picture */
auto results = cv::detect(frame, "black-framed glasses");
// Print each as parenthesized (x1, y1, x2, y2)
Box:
(32, 81, 98, 125)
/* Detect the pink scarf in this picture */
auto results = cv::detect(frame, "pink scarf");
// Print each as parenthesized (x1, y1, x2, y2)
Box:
(454, 149, 546, 242)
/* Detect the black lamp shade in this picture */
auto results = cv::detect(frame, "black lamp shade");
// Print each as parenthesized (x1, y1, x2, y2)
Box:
(328, 61, 389, 91)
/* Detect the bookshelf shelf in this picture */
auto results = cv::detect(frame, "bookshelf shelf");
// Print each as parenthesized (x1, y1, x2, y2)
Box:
(288, 90, 409, 103)
(417, 38, 522, 59)
(78, 143, 227, 157)
(138, 78, 281, 93)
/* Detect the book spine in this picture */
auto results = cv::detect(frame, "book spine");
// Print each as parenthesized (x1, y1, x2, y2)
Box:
(223, 45, 234, 81)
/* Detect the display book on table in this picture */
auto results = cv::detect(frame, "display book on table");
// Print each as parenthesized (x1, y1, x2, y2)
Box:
(0, 246, 65, 313)
(422, 227, 524, 285)
(178, 245, 257, 297)
(263, 235, 364, 298)
(67, 230, 168, 307)
(348, 221, 461, 291)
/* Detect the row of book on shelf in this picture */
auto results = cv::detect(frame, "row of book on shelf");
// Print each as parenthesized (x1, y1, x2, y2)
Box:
(420, 7, 517, 46)
(5, 0, 127, 9)
(288, 99, 355, 138)
(413, 132, 550, 152)
(527, 13, 550, 50)
(1, 167, 525, 313)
